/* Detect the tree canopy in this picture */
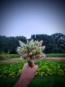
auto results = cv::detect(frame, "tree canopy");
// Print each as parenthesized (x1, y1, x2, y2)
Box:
(0, 33, 65, 54)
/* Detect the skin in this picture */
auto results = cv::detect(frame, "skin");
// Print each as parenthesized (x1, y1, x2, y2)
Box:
(13, 63, 38, 87)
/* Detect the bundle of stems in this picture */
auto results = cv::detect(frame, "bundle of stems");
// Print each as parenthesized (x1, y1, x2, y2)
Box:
(17, 40, 45, 67)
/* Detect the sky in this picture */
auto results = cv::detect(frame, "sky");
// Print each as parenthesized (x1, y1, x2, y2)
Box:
(0, 0, 65, 39)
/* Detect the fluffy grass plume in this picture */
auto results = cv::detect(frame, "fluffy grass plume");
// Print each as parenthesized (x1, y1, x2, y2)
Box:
(17, 40, 45, 60)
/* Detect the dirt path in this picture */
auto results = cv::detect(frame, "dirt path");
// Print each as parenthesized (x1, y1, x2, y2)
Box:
(0, 57, 65, 63)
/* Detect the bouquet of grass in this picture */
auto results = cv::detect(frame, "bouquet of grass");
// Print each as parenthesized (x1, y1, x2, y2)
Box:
(17, 40, 45, 68)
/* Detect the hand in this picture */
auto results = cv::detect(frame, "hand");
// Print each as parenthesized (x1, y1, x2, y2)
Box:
(14, 63, 38, 87)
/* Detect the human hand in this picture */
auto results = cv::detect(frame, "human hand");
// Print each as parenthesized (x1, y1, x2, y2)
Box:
(14, 63, 38, 87)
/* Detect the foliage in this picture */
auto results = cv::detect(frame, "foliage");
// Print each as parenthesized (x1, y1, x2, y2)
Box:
(0, 61, 65, 78)
(36, 61, 65, 76)
(0, 33, 65, 54)
(0, 36, 27, 54)
(31, 33, 65, 53)
(0, 61, 24, 78)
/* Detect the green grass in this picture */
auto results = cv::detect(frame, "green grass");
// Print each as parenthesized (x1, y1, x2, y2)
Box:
(0, 53, 65, 60)
(0, 76, 65, 87)
(46, 53, 65, 57)
(0, 54, 20, 60)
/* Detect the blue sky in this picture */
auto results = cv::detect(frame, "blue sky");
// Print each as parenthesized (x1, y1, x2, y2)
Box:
(0, 0, 65, 38)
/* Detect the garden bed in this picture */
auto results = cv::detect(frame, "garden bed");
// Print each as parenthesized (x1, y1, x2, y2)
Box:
(0, 61, 65, 87)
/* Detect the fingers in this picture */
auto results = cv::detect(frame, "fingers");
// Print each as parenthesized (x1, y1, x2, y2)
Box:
(32, 65, 38, 73)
